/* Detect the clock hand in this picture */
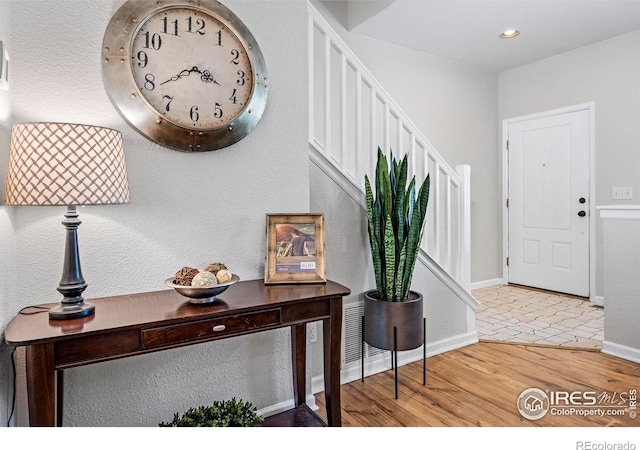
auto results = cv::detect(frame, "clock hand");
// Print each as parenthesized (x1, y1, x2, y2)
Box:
(160, 66, 221, 86)
(199, 70, 221, 85)
(160, 68, 191, 85)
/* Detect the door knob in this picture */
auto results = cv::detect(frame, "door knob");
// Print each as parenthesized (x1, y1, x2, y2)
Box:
(579, 197, 586, 204)
(578, 211, 586, 217)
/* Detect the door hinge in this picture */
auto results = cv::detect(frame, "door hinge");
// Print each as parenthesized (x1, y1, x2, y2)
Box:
(506, 257, 509, 266)
(506, 198, 509, 208)
(506, 139, 509, 150)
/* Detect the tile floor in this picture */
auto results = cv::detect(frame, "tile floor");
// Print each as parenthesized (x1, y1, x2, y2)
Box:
(473, 284, 604, 349)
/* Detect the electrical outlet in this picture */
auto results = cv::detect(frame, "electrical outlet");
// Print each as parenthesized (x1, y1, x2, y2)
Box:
(612, 187, 633, 200)
(307, 322, 317, 343)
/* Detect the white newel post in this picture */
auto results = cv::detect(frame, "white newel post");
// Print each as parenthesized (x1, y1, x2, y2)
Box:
(456, 165, 472, 292)
(598, 205, 640, 363)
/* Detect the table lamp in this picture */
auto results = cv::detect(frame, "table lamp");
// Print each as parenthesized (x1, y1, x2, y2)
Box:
(4, 122, 130, 320)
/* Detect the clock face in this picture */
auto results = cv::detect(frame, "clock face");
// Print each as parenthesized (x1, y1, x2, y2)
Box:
(102, 0, 268, 152)
(130, 7, 254, 130)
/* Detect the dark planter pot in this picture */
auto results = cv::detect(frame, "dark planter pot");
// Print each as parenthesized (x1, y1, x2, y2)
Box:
(363, 290, 424, 351)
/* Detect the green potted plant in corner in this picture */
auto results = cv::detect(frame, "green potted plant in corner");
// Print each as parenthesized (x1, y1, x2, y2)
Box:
(364, 147, 430, 352)
(159, 397, 264, 427)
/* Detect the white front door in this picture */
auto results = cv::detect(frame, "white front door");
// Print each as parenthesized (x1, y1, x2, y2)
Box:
(507, 109, 590, 297)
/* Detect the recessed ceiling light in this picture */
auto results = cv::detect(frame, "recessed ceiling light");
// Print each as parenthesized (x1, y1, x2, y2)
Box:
(500, 29, 520, 39)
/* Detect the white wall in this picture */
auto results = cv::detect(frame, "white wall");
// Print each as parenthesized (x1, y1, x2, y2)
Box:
(6, 0, 309, 426)
(600, 207, 640, 362)
(0, 0, 15, 428)
(499, 30, 640, 298)
(314, 1, 501, 285)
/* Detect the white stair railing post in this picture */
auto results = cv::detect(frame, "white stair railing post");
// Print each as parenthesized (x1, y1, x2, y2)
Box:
(323, 33, 331, 158)
(432, 162, 441, 265)
(456, 164, 471, 292)
(445, 173, 452, 274)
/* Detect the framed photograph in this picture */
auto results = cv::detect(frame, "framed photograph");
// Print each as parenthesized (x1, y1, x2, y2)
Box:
(264, 213, 326, 284)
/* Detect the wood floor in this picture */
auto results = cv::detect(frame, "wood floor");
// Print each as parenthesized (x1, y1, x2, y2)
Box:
(314, 341, 640, 427)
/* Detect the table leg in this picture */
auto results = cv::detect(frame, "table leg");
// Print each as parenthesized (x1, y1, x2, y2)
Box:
(56, 370, 64, 427)
(322, 296, 343, 427)
(290, 323, 306, 407)
(25, 343, 56, 426)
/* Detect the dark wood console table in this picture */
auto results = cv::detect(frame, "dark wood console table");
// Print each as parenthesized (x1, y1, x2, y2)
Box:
(4, 279, 350, 427)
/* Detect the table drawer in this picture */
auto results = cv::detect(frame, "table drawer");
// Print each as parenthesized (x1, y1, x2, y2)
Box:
(142, 309, 281, 350)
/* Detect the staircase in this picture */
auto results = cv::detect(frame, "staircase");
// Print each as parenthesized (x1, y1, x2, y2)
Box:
(307, 3, 478, 314)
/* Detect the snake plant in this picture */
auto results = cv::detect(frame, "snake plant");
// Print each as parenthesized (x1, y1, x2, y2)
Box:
(365, 148, 430, 301)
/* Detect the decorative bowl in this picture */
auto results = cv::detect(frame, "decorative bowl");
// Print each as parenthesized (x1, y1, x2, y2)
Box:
(165, 274, 240, 304)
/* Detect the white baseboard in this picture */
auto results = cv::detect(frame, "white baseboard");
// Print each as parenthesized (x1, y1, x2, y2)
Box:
(592, 295, 604, 307)
(601, 340, 640, 364)
(311, 331, 479, 394)
(257, 399, 295, 418)
(257, 394, 318, 418)
(470, 278, 503, 291)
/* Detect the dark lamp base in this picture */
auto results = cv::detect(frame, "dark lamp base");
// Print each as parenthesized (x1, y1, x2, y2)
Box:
(49, 302, 95, 320)
(51, 205, 94, 321)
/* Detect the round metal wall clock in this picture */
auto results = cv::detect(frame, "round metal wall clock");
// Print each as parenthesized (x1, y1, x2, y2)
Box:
(102, 0, 268, 152)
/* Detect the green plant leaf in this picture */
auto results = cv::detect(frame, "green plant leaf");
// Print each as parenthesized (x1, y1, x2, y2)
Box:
(383, 217, 396, 301)
(376, 148, 392, 219)
(401, 174, 430, 300)
(365, 175, 383, 298)
(395, 246, 406, 301)
(393, 154, 408, 272)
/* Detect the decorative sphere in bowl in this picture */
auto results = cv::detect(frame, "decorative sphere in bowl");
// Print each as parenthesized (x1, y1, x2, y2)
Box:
(165, 274, 240, 304)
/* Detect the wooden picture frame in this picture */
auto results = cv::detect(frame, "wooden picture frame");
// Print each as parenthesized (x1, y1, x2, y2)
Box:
(264, 213, 326, 284)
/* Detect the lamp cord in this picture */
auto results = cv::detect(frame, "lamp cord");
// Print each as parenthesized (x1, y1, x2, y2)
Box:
(18, 305, 51, 315)
(7, 346, 16, 428)
(6, 305, 50, 427)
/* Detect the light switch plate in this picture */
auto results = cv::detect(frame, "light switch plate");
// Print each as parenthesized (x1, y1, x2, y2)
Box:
(612, 187, 633, 200)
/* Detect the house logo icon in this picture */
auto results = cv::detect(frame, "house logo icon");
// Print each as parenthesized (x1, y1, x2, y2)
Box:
(517, 388, 550, 420)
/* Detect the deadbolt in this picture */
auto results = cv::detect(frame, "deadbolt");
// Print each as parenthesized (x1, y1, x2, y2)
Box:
(578, 211, 586, 217)
(579, 197, 586, 204)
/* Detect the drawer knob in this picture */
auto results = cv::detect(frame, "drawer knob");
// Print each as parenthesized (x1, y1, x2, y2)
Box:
(212, 324, 226, 332)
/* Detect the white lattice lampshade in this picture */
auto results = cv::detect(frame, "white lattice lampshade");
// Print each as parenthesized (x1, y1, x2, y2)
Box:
(5, 122, 130, 206)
